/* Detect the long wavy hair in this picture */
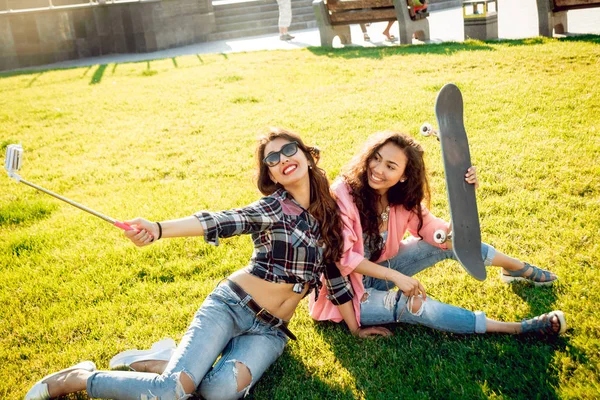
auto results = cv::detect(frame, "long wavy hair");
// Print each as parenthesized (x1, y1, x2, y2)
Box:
(342, 131, 431, 261)
(255, 128, 343, 264)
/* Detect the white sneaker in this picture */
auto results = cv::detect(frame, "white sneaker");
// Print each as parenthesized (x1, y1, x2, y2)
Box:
(25, 361, 96, 400)
(109, 338, 176, 370)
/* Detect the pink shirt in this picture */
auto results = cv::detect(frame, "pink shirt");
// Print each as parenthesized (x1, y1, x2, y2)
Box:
(308, 179, 449, 325)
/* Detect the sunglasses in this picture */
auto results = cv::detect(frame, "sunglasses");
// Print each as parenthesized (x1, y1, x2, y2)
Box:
(263, 141, 299, 167)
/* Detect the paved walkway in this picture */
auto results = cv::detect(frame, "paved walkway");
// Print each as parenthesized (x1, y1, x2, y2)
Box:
(22, 0, 600, 71)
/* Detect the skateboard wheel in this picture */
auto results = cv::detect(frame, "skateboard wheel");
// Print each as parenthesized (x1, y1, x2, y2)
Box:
(421, 123, 433, 137)
(434, 229, 447, 244)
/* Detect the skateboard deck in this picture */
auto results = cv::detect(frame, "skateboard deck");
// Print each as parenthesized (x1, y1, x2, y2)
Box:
(434, 83, 486, 281)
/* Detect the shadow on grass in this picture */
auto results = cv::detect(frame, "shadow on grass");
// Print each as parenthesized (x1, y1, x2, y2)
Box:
(312, 320, 568, 399)
(26, 71, 44, 88)
(0, 200, 56, 228)
(308, 41, 496, 59)
(495, 34, 600, 47)
(81, 65, 93, 78)
(90, 64, 107, 85)
(509, 281, 560, 316)
(250, 350, 355, 399)
(34, 322, 574, 400)
(307, 34, 600, 59)
(557, 34, 600, 44)
(0, 34, 597, 80)
(0, 52, 208, 82)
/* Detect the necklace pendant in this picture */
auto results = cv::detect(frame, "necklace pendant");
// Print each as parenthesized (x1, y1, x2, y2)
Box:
(381, 205, 390, 222)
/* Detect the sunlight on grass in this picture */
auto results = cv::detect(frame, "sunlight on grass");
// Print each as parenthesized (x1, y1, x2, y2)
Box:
(1, 36, 599, 399)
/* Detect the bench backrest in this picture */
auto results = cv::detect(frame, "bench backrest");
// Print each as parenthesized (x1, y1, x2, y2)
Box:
(553, 0, 600, 11)
(324, 0, 397, 24)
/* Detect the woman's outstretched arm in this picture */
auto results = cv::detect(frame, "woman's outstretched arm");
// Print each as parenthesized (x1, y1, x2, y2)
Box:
(123, 195, 283, 247)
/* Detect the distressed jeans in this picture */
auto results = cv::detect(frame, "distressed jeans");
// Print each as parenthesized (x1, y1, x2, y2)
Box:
(360, 239, 496, 334)
(87, 284, 288, 400)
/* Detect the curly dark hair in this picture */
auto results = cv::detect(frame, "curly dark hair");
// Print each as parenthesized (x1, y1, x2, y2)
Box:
(255, 127, 343, 264)
(342, 131, 431, 261)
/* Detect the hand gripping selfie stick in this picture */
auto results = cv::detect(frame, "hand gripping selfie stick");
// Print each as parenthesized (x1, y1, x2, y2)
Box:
(4, 144, 134, 231)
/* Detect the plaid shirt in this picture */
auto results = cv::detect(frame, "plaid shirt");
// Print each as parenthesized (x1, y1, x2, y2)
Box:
(195, 189, 352, 303)
(322, 261, 354, 305)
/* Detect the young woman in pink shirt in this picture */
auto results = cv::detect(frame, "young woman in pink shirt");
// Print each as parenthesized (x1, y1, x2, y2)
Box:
(310, 131, 565, 338)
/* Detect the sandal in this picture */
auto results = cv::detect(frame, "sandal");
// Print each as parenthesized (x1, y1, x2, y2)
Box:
(521, 310, 567, 335)
(384, 34, 396, 42)
(500, 262, 557, 287)
(363, 33, 370, 41)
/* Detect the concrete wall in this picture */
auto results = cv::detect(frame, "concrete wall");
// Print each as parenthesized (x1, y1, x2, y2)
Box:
(428, 0, 463, 12)
(2, 0, 86, 9)
(0, 0, 216, 71)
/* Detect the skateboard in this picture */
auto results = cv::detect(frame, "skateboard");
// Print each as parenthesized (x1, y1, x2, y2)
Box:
(421, 83, 486, 281)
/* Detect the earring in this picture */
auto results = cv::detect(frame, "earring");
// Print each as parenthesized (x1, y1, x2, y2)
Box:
(309, 165, 313, 170)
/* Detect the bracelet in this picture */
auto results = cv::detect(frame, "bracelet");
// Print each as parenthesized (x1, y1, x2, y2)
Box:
(156, 221, 162, 240)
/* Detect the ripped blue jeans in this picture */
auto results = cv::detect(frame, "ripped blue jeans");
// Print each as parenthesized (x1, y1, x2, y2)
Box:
(87, 284, 288, 400)
(360, 239, 496, 334)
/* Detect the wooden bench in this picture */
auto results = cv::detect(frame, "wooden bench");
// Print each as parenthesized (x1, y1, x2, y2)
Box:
(536, 0, 600, 36)
(312, 0, 431, 46)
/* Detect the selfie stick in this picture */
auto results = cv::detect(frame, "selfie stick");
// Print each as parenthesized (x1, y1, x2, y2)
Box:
(4, 144, 134, 231)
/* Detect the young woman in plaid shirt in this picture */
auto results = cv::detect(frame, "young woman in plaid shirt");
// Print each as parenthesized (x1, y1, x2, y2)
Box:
(26, 128, 345, 400)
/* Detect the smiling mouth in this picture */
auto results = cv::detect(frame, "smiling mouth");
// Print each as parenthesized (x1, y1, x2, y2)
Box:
(283, 165, 298, 175)
(370, 172, 384, 183)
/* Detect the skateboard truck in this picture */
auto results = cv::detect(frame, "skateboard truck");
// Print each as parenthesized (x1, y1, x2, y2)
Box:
(433, 229, 452, 244)
(423, 124, 454, 246)
(420, 122, 439, 139)
(422, 124, 446, 244)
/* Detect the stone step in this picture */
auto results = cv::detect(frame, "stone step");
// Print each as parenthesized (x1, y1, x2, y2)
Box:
(215, 5, 313, 19)
(209, 0, 316, 40)
(215, 3, 312, 17)
(214, 1, 313, 18)
(215, 12, 315, 32)
(208, 20, 317, 41)
(215, 7, 314, 26)
(213, 0, 312, 11)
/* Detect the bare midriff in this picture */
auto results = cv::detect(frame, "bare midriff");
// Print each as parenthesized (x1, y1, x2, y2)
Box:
(229, 269, 309, 321)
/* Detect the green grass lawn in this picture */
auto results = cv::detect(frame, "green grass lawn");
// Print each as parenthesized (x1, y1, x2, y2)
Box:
(1, 36, 599, 399)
